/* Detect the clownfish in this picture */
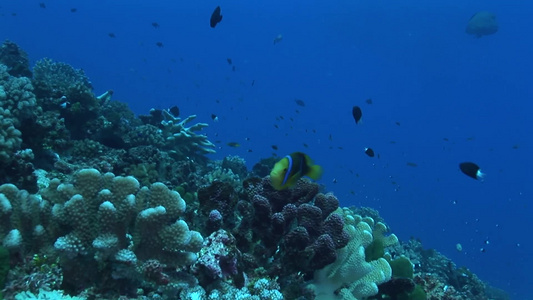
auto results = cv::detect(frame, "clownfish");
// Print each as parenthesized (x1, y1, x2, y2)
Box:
(270, 152, 323, 190)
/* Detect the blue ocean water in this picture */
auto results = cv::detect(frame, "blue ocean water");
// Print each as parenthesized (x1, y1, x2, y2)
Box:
(1, 0, 531, 298)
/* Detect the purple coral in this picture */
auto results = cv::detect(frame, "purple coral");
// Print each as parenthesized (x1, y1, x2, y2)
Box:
(283, 226, 310, 250)
(252, 194, 272, 226)
(198, 181, 238, 219)
(309, 234, 337, 270)
(281, 203, 298, 222)
(297, 203, 323, 237)
(314, 192, 339, 218)
(207, 209, 223, 232)
(322, 213, 350, 249)
(192, 229, 240, 284)
(271, 212, 285, 235)
(142, 259, 169, 285)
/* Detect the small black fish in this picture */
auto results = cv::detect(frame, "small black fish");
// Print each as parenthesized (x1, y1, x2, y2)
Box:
(459, 162, 485, 180)
(108, 33, 116, 38)
(328, 134, 333, 141)
(251, 80, 255, 86)
(365, 98, 373, 105)
(211, 114, 218, 121)
(232, 66, 236, 72)
(272, 145, 278, 150)
(39, 3, 46, 8)
(152, 22, 160, 28)
(247, 149, 253, 152)
(395, 122, 401, 126)
(295, 99, 306, 107)
(156, 42, 164, 47)
(70, 8, 77, 13)
(352, 106, 362, 124)
(364, 147, 375, 157)
(303, 143, 309, 148)
(273, 34, 283, 44)
(227, 58, 232, 65)
(295, 110, 300, 114)
(168, 106, 180, 117)
(210, 6, 223, 28)
(406, 162, 418, 167)
(274, 124, 279, 129)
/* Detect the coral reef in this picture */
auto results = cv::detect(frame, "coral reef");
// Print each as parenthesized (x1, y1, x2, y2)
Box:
(0, 41, 510, 300)
(0, 40, 32, 78)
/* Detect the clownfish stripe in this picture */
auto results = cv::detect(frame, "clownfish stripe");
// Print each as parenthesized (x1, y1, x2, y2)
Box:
(281, 155, 293, 185)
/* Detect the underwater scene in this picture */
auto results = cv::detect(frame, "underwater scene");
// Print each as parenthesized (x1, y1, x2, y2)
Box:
(0, 0, 531, 299)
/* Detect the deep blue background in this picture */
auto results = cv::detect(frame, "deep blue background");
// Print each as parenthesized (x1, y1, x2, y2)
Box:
(2, 0, 532, 298)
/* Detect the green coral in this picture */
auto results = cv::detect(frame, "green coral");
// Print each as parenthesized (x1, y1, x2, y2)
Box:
(389, 256, 414, 279)
(127, 162, 159, 186)
(407, 285, 427, 300)
(365, 238, 385, 262)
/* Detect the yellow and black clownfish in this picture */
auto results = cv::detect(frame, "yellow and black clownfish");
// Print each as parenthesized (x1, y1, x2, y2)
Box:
(270, 152, 323, 190)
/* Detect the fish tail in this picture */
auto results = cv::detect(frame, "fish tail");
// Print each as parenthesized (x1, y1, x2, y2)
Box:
(307, 165, 323, 180)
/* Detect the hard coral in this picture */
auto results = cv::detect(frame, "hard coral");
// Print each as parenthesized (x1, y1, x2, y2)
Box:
(192, 229, 240, 287)
(0, 40, 32, 77)
(0, 169, 203, 294)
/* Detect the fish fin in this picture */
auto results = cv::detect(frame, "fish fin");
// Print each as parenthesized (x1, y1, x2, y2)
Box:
(307, 165, 323, 180)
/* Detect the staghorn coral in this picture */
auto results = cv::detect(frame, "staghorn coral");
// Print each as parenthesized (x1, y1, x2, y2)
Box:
(159, 110, 216, 159)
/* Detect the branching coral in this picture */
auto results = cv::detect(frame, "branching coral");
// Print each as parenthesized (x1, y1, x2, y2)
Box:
(160, 110, 216, 158)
